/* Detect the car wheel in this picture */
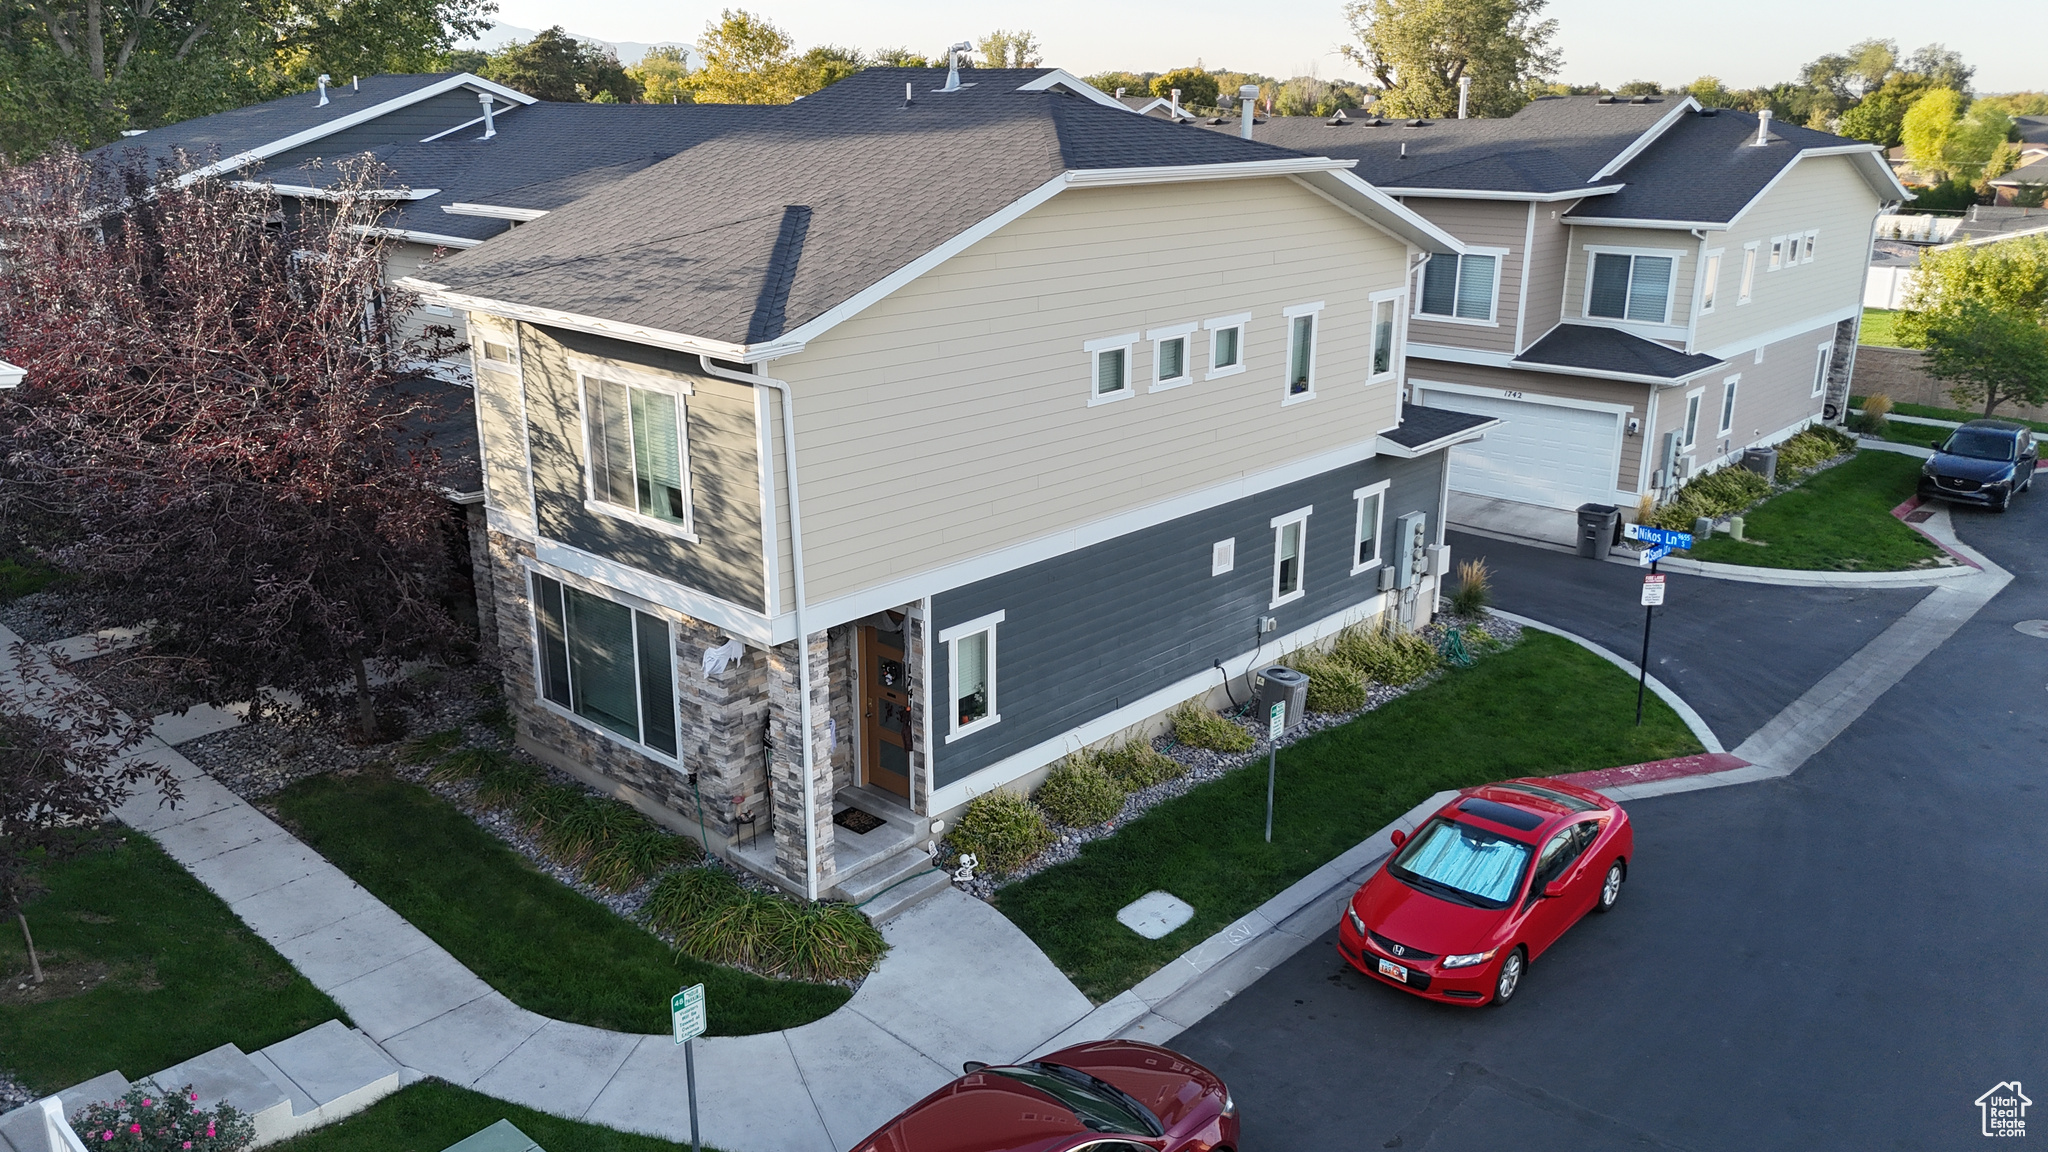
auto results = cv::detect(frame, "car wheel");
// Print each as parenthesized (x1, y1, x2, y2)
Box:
(1490, 948, 1526, 1006)
(1993, 493, 2011, 513)
(1594, 860, 1624, 913)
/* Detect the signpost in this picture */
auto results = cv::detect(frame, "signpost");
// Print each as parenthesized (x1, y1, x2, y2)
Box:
(1264, 702, 1284, 843)
(672, 984, 706, 1152)
(1621, 524, 1690, 726)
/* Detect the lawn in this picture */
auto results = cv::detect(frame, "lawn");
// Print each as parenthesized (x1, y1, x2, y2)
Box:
(995, 632, 1701, 1003)
(1850, 396, 2048, 435)
(0, 834, 342, 1094)
(1860, 307, 1904, 347)
(1683, 450, 1941, 571)
(270, 774, 849, 1036)
(269, 1079, 720, 1152)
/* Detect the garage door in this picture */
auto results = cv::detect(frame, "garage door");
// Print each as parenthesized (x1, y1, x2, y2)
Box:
(1417, 387, 1622, 510)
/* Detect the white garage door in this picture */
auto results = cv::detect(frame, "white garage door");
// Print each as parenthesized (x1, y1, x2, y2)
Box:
(1417, 387, 1622, 510)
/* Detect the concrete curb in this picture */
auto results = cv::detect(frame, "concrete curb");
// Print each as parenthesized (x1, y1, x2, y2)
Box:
(1484, 608, 1724, 755)
(1454, 522, 1974, 588)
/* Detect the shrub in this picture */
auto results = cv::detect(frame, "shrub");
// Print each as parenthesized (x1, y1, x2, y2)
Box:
(70, 1085, 255, 1152)
(643, 866, 744, 933)
(1288, 649, 1368, 713)
(1777, 425, 1857, 472)
(512, 782, 586, 832)
(674, 888, 784, 969)
(646, 867, 889, 982)
(1450, 557, 1491, 616)
(1094, 738, 1185, 791)
(950, 789, 1056, 876)
(471, 759, 546, 808)
(397, 728, 463, 765)
(1034, 757, 1127, 827)
(584, 827, 699, 892)
(765, 901, 889, 982)
(1332, 621, 1443, 686)
(1170, 700, 1254, 753)
(1853, 392, 1893, 437)
(1644, 465, 1771, 530)
(540, 797, 648, 865)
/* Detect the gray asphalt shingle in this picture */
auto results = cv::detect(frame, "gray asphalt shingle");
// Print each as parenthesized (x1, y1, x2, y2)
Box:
(1565, 109, 1862, 224)
(1511, 324, 1724, 380)
(91, 74, 465, 168)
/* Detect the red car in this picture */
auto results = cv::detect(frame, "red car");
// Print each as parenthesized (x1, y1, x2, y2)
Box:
(847, 1039, 1238, 1152)
(1336, 778, 1632, 1007)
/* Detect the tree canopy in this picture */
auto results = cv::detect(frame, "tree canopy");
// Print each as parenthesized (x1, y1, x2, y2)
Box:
(1150, 67, 1220, 110)
(1899, 237, 2048, 417)
(1341, 0, 1562, 119)
(976, 30, 1042, 69)
(479, 26, 638, 102)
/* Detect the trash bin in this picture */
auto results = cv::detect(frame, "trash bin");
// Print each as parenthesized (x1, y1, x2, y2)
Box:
(1575, 503, 1619, 560)
(1255, 665, 1309, 731)
(1740, 447, 1777, 484)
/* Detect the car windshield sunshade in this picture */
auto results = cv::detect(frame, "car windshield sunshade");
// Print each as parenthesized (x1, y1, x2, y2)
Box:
(1943, 430, 2016, 462)
(1393, 818, 1534, 907)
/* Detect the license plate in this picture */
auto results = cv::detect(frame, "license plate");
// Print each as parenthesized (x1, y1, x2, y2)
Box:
(1377, 958, 1409, 983)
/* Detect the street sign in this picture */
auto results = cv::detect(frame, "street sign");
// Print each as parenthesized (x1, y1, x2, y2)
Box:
(1641, 574, 1666, 606)
(1267, 702, 1285, 742)
(672, 984, 706, 1045)
(1637, 543, 1673, 567)
(1623, 523, 1693, 550)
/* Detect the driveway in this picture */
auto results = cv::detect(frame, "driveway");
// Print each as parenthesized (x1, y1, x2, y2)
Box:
(1447, 530, 1930, 746)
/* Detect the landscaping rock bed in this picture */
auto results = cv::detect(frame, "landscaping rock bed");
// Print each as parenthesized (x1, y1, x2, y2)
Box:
(0, 589, 103, 645)
(65, 648, 210, 722)
(948, 612, 1522, 902)
(0, 1070, 34, 1114)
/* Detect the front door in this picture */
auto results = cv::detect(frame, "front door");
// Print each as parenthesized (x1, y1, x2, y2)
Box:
(858, 625, 913, 801)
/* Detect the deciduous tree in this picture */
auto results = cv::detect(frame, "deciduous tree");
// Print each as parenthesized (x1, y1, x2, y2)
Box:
(481, 26, 638, 102)
(681, 8, 797, 103)
(1149, 67, 1219, 110)
(975, 29, 1041, 69)
(1342, 0, 1561, 119)
(627, 44, 690, 103)
(1919, 303, 2048, 418)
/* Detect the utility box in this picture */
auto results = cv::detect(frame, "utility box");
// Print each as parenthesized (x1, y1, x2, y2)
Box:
(1740, 447, 1778, 484)
(1256, 665, 1309, 731)
(1576, 503, 1619, 560)
(1395, 511, 1430, 589)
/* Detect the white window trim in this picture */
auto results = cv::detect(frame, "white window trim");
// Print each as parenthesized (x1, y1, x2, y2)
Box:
(576, 371, 699, 543)
(1211, 538, 1235, 576)
(1269, 505, 1312, 608)
(478, 337, 517, 370)
(1581, 245, 1683, 326)
(1414, 248, 1508, 327)
(1281, 301, 1324, 406)
(1718, 374, 1740, 436)
(1683, 388, 1705, 449)
(1802, 229, 1819, 264)
(1699, 249, 1723, 315)
(1202, 312, 1250, 380)
(527, 570, 682, 767)
(1812, 341, 1833, 397)
(939, 610, 1004, 742)
(1767, 235, 1785, 272)
(1084, 333, 1138, 406)
(1146, 322, 1199, 392)
(1351, 481, 1390, 575)
(1368, 288, 1405, 383)
(1738, 242, 1759, 304)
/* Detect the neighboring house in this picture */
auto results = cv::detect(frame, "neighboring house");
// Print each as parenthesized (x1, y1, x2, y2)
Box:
(1867, 204, 2048, 308)
(1989, 155, 2048, 205)
(400, 67, 1490, 910)
(1239, 97, 1908, 532)
(1113, 91, 1199, 121)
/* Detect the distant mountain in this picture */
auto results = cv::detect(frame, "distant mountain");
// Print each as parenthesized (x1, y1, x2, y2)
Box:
(459, 22, 689, 67)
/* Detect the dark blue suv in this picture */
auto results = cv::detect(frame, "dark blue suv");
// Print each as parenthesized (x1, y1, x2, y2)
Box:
(1919, 420, 2039, 512)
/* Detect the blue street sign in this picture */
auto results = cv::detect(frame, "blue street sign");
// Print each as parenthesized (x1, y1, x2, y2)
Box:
(1623, 523, 1693, 550)
(1637, 543, 1673, 566)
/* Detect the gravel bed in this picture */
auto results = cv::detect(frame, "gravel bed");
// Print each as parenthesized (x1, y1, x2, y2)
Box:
(0, 589, 104, 645)
(0, 1071, 34, 1114)
(65, 648, 210, 721)
(951, 612, 1523, 902)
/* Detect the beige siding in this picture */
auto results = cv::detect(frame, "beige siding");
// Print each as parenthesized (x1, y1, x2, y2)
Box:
(1689, 324, 1832, 463)
(1694, 157, 1881, 352)
(1401, 198, 1528, 354)
(386, 241, 470, 353)
(1561, 224, 1699, 332)
(468, 313, 532, 526)
(775, 177, 1413, 607)
(1518, 205, 1579, 347)
(1409, 358, 1654, 489)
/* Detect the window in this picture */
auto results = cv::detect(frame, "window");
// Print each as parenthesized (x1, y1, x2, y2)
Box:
(1282, 303, 1323, 402)
(1418, 253, 1500, 322)
(1802, 230, 1818, 263)
(1812, 343, 1833, 397)
(1718, 376, 1739, 436)
(530, 573, 677, 757)
(1352, 482, 1388, 573)
(1683, 391, 1703, 448)
(1270, 507, 1311, 607)
(480, 339, 516, 367)
(1147, 323, 1197, 391)
(1211, 538, 1235, 576)
(1203, 313, 1249, 379)
(1369, 294, 1400, 379)
(584, 376, 689, 531)
(1699, 250, 1722, 314)
(1768, 236, 1785, 271)
(1084, 334, 1136, 404)
(1738, 243, 1758, 304)
(940, 612, 1003, 740)
(1586, 252, 1676, 323)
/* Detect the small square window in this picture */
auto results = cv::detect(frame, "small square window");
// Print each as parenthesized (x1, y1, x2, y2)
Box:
(585, 377, 689, 529)
(480, 339, 515, 366)
(1085, 334, 1137, 404)
(1768, 238, 1784, 271)
(1419, 254, 1499, 321)
(1148, 324, 1197, 391)
(1204, 313, 1249, 379)
(1212, 538, 1235, 576)
(1159, 337, 1186, 382)
(1587, 253, 1675, 323)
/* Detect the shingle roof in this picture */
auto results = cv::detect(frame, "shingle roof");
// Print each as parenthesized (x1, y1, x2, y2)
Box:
(91, 74, 472, 170)
(1989, 155, 2048, 186)
(1565, 109, 1873, 224)
(421, 68, 1321, 346)
(1512, 324, 1724, 381)
(1381, 403, 1495, 448)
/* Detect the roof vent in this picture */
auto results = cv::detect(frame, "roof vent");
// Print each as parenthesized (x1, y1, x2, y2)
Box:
(1699, 107, 1719, 117)
(478, 92, 497, 139)
(1238, 84, 1259, 139)
(316, 74, 330, 107)
(1457, 75, 1471, 119)
(1326, 110, 1350, 126)
(1367, 117, 1386, 126)
(1629, 94, 1651, 104)
(1754, 108, 1773, 147)
(1170, 88, 1181, 118)
(1596, 94, 1617, 104)
(939, 41, 971, 92)
(1404, 118, 1428, 127)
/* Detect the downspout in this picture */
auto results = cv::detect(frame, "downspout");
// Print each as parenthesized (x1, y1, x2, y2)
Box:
(701, 356, 819, 902)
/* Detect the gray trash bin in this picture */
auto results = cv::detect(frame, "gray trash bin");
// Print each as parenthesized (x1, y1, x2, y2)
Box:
(1576, 503, 1619, 560)
(1255, 665, 1309, 731)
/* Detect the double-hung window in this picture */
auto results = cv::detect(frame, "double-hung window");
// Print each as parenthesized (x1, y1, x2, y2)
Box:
(1812, 342, 1833, 397)
(1085, 334, 1136, 404)
(531, 573, 678, 757)
(1699, 250, 1722, 314)
(1204, 313, 1249, 379)
(1368, 292, 1401, 381)
(1270, 507, 1311, 607)
(584, 375, 690, 532)
(1352, 482, 1389, 574)
(1586, 250, 1677, 323)
(1718, 376, 1739, 436)
(1738, 242, 1758, 304)
(1147, 323, 1197, 391)
(1418, 253, 1500, 322)
(1683, 390, 1704, 448)
(940, 612, 1003, 741)
(1282, 302, 1323, 402)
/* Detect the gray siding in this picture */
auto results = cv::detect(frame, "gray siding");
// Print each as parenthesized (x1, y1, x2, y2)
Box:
(930, 451, 1445, 788)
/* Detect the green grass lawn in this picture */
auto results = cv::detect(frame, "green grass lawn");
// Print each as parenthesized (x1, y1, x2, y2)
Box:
(1860, 308, 1904, 347)
(1684, 451, 1940, 571)
(0, 834, 342, 1094)
(1850, 396, 2048, 434)
(269, 1079, 719, 1152)
(271, 774, 848, 1036)
(996, 632, 1701, 1003)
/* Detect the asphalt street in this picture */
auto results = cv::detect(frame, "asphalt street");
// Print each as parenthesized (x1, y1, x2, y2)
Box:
(1175, 504, 2047, 1150)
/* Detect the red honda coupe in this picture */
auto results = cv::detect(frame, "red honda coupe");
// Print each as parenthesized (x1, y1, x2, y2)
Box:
(1337, 777, 1632, 1007)
(847, 1040, 1238, 1152)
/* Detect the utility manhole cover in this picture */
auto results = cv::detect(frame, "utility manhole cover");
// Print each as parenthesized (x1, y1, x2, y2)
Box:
(2015, 621, 2048, 639)
(1117, 891, 1194, 939)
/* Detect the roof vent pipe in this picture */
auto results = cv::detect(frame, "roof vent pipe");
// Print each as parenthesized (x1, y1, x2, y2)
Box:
(352, 75, 359, 91)
(316, 74, 330, 106)
(940, 41, 971, 92)
(479, 92, 497, 139)
(1170, 88, 1181, 118)
(1458, 75, 1471, 119)
(1238, 84, 1259, 139)
(904, 81, 913, 106)
(1754, 108, 1772, 146)
(1114, 87, 1125, 99)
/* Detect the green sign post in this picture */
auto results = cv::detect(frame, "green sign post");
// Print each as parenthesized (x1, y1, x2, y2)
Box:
(672, 984, 706, 1152)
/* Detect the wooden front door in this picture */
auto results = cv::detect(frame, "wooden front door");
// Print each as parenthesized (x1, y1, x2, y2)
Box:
(858, 625, 913, 801)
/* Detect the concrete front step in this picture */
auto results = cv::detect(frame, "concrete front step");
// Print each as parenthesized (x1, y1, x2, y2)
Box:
(833, 844, 940, 905)
(832, 787, 930, 841)
(844, 853, 954, 925)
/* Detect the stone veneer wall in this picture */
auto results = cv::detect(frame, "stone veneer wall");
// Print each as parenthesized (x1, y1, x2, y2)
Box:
(765, 629, 837, 891)
(464, 503, 497, 655)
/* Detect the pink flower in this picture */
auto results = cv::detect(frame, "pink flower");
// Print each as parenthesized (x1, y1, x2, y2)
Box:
(188, 1093, 197, 1102)
(141, 1099, 152, 1107)
(205, 1126, 215, 1137)
(130, 1124, 141, 1134)
(183, 1144, 192, 1150)
(101, 1132, 112, 1141)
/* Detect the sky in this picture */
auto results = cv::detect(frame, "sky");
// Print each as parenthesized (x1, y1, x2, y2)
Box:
(476, 0, 2042, 94)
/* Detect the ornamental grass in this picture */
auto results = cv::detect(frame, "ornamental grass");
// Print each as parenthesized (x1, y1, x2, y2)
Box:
(1034, 757, 1127, 827)
(1170, 700, 1254, 753)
